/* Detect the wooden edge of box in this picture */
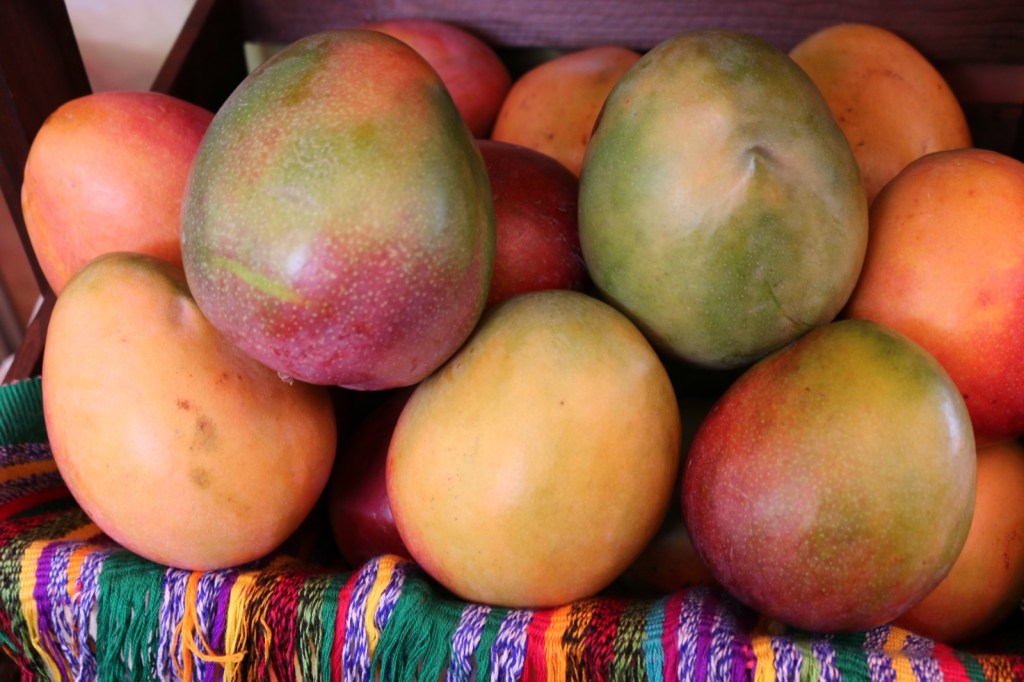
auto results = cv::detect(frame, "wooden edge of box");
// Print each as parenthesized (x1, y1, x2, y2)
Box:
(0, 0, 1022, 386)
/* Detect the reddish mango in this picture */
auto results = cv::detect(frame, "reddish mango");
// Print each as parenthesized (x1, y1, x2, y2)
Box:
(182, 30, 495, 390)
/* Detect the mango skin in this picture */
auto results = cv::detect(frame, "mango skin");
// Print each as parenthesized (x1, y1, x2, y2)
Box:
(42, 253, 337, 571)
(682, 319, 976, 633)
(790, 23, 972, 205)
(844, 149, 1024, 446)
(579, 30, 868, 369)
(182, 30, 495, 390)
(387, 290, 681, 608)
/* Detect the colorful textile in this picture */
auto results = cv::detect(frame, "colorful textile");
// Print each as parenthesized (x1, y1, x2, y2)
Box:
(1, 377, 1023, 680)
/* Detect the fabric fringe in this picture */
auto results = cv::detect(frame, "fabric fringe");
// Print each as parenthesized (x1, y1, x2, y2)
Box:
(2, 378, 1024, 681)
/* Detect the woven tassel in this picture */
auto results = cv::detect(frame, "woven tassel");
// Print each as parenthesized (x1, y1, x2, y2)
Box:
(562, 600, 595, 682)
(491, 608, 532, 679)
(541, 604, 572, 681)
(172, 571, 244, 680)
(95, 550, 167, 680)
(294, 571, 342, 681)
(221, 570, 260, 681)
(609, 598, 649, 681)
(18, 540, 62, 679)
(371, 569, 462, 680)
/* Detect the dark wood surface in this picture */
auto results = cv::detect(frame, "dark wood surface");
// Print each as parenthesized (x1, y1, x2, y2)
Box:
(0, 0, 89, 384)
(239, 0, 1024, 63)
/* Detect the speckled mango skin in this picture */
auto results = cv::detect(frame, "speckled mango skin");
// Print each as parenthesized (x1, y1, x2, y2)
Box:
(579, 30, 868, 369)
(682, 319, 976, 632)
(42, 253, 337, 571)
(845, 149, 1024, 447)
(387, 290, 682, 608)
(182, 30, 495, 390)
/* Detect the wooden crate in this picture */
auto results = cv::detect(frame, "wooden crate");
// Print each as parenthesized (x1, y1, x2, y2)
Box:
(0, 2, 1022, 678)
(1, 0, 1022, 389)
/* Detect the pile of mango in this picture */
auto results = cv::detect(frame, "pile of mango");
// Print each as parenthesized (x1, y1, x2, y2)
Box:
(19, 18, 1024, 644)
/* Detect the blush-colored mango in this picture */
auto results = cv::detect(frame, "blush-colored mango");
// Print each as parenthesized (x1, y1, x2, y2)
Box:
(181, 30, 495, 390)
(790, 23, 972, 204)
(21, 91, 212, 293)
(491, 46, 640, 176)
(845, 148, 1024, 446)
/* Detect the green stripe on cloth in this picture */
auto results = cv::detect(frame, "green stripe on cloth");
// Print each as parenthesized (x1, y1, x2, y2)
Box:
(372, 570, 463, 679)
(95, 550, 167, 680)
(0, 377, 46, 446)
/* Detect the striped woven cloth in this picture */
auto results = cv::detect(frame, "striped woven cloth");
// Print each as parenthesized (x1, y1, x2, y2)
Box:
(1, 377, 1023, 681)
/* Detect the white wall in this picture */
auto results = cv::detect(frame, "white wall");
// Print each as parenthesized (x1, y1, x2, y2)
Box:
(65, 0, 197, 91)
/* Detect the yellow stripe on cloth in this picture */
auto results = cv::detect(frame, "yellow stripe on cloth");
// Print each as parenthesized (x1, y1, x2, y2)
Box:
(364, 555, 401, 656)
(751, 634, 777, 682)
(221, 569, 261, 682)
(173, 571, 245, 681)
(18, 539, 63, 679)
(544, 603, 574, 682)
(883, 626, 922, 682)
(0, 459, 57, 486)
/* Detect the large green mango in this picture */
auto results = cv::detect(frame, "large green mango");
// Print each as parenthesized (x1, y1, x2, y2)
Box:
(579, 30, 867, 369)
(182, 30, 494, 390)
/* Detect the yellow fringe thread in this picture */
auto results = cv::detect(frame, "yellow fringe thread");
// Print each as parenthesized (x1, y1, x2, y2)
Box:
(171, 571, 246, 680)
(18, 540, 62, 679)
(220, 570, 261, 682)
(363, 555, 400, 658)
(544, 603, 574, 682)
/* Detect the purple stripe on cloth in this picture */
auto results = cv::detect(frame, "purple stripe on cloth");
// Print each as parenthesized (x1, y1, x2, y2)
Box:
(772, 635, 803, 679)
(448, 603, 491, 682)
(75, 545, 112, 681)
(813, 638, 841, 682)
(904, 631, 941, 681)
(491, 607, 533, 680)
(342, 556, 381, 680)
(32, 539, 72, 680)
(706, 591, 741, 682)
(373, 558, 409, 635)
(204, 571, 240, 682)
(677, 588, 704, 681)
(865, 626, 896, 682)
(0, 443, 53, 466)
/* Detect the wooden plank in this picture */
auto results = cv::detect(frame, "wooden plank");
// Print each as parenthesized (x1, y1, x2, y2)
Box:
(240, 0, 1024, 63)
(0, 0, 89, 384)
(152, 0, 249, 112)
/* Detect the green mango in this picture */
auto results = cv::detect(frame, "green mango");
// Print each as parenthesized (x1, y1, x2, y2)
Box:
(579, 30, 867, 369)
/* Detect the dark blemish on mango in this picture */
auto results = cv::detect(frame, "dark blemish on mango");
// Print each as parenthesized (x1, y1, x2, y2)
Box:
(190, 466, 212, 489)
(176, 398, 192, 411)
(190, 414, 217, 452)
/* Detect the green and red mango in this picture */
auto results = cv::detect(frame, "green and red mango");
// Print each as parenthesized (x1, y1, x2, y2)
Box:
(182, 29, 495, 390)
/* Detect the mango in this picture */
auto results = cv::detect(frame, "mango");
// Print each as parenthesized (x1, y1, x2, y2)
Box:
(845, 148, 1024, 446)
(790, 23, 972, 204)
(22, 91, 212, 294)
(579, 30, 868, 369)
(42, 253, 337, 571)
(387, 290, 681, 608)
(683, 319, 976, 632)
(181, 30, 495, 390)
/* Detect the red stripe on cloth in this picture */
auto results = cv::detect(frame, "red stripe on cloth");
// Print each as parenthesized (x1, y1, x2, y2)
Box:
(661, 592, 685, 680)
(583, 596, 628, 679)
(0, 487, 71, 524)
(930, 641, 970, 680)
(329, 569, 360, 681)
(523, 606, 553, 679)
(268, 568, 307, 682)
